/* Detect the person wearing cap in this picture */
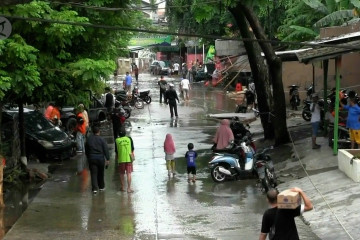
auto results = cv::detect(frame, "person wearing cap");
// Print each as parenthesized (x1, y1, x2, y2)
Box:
(165, 83, 180, 118)
(310, 93, 321, 149)
(180, 77, 191, 100)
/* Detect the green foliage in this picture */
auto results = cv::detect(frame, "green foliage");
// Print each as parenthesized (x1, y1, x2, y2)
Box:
(0, 0, 143, 106)
(0, 34, 41, 100)
(314, 9, 355, 27)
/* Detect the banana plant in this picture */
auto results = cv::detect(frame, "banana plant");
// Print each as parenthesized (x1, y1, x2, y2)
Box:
(302, 0, 360, 27)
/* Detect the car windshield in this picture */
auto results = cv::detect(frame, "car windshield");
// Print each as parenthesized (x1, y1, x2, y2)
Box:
(24, 111, 53, 132)
(159, 61, 166, 67)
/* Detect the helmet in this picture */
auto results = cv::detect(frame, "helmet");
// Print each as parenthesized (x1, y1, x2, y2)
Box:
(169, 83, 174, 88)
(232, 116, 240, 121)
(134, 86, 138, 90)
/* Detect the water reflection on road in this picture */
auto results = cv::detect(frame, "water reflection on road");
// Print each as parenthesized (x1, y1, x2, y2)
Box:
(127, 74, 270, 239)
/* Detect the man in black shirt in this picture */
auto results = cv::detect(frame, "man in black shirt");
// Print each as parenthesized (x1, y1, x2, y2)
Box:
(259, 188, 313, 240)
(104, 87, 114, 113)
(165, 83, 180, 118)
(85, 126, 110, 195)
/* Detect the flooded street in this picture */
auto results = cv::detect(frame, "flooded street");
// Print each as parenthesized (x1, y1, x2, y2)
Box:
(127, 74, 268, 239)
(3, 73, 319, 240)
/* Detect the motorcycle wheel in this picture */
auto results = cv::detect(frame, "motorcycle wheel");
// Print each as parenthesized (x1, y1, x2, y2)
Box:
(302, 110, 311, 121)
(261, 174, 271, 193)
(211, 165, 228, 183)
(134, 99, 145, 109)
(144, 96, 152, 104)
(124, 109, 131, 119)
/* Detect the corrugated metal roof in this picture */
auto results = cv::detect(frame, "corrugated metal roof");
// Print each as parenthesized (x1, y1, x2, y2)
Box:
(296, 39, 360, 64)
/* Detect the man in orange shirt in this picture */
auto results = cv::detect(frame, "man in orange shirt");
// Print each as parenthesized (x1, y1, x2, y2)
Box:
(49, 105, 61, 126)
(44, 103, 54, 120)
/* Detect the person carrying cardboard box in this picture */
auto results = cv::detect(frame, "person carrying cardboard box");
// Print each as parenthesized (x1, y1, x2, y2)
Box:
(259, 187, 313, 240)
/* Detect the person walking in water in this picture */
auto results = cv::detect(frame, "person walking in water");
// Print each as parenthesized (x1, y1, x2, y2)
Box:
(185, 143, 198, 183)
(165, 83, 180, 118)
(164, 133, 176, 178)
(85, 126, 110, 195)
(158, 75, 167, 104)
(115, 131, 135, 193)
(180, 77, 191, 100)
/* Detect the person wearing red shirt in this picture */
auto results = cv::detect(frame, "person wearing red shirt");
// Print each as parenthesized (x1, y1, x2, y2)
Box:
(76, 105, 86, 153)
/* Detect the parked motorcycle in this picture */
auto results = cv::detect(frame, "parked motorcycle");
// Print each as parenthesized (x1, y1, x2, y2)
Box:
(302, 98, 327, 122)
(289, 85, 300, 110)
(115, 88, 144, 109)
(138, 89, 152, 104)
(114, 100, 132, 119)
(328, 123, 351, 149)
(208, 137, 277, 191)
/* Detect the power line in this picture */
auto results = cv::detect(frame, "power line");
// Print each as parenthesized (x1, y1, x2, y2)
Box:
(2, 14, 360, 51)
(49, 0, 221, 11)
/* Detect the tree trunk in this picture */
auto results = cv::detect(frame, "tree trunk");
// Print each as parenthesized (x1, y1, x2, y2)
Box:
(240, 4, 290, 145)
(228, 7, 274, 139)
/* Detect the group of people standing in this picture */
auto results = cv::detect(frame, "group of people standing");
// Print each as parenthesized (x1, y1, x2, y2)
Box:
(163, 133, 198, 183)
(311, 91, 360, 149)
(157, 75, 192, 118)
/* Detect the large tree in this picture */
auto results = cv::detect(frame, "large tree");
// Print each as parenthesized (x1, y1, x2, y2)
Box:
(0, 0, 149, 165)
(166, 0, 289, 143)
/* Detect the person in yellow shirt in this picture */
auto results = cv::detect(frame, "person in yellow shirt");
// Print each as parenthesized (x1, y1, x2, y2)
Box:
(115, 131, 135, 193)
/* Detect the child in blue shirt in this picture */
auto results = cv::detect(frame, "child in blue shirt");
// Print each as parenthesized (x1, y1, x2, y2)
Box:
(185, 143, 198, 183)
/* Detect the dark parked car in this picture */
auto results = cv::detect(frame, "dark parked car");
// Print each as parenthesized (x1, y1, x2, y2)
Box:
(194, 63, 215, 82)
(150, 60, 169, 75)
(2, 108, 73, 162)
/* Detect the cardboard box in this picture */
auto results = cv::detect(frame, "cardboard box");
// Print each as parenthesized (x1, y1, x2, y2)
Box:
(277, 189, 301, 209)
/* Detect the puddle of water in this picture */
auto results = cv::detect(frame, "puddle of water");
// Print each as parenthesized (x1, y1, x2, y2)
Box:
(2, 180, 44, 236)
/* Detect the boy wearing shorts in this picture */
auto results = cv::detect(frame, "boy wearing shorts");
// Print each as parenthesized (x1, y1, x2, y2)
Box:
(185, 143, 198, 183)
(115, 131, 135, 193)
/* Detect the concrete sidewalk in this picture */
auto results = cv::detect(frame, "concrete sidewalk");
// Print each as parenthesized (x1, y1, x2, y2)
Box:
(273, 118, 359, 240)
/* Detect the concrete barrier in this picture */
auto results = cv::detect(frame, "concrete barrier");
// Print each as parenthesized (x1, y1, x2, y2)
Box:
(338, 149, 360, 182)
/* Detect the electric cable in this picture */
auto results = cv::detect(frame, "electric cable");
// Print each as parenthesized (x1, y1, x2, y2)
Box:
(288, 130, 355, 240)
(2, 14, 360, 51)
(49, 0, 221, 11)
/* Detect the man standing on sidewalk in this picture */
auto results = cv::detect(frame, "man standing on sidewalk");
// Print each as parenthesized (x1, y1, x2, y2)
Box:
(165, 83, 180, 118)
(85, 126, 110, 195)
(310, 93, 321, 149)
(259, 188, 313, 240)
(115, 131, 135, 193)
(341, 97, 360, 149)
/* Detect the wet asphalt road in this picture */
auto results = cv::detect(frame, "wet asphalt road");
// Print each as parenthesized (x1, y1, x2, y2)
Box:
(4, 73, 319, 240)
(110, 74, 268, 239)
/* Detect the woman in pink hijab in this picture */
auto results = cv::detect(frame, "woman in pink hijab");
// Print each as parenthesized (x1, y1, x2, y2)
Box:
(213, 119, 234, 150)
(164, 133, 176, 177)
